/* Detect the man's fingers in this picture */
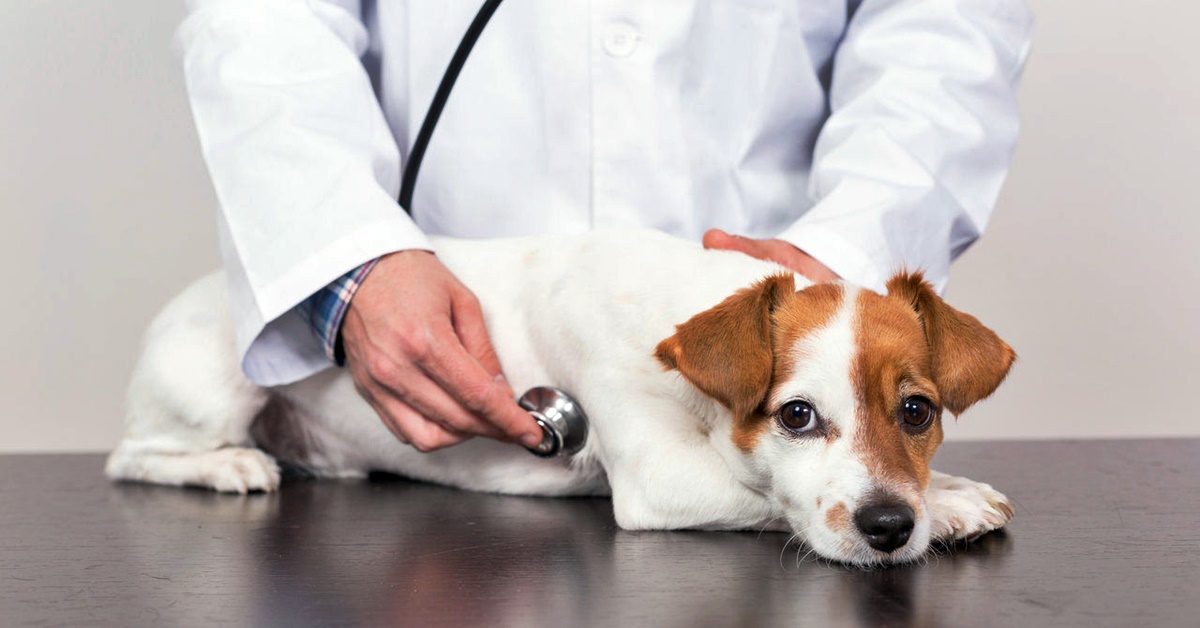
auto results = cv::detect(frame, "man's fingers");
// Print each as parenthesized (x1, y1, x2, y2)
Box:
(372, 363, 509, 441)
(365, 388, 472, 452)
(702, 230, 839, 282)
(449, 287, 515, 398)
(402, 415, 472, 452)
(702, 228, 739, 251)
(703, 229, 768, 258)
(418, 324, 543, 448)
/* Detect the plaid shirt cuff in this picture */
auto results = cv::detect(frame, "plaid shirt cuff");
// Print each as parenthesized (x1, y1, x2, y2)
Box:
(298, 259, 380, 365)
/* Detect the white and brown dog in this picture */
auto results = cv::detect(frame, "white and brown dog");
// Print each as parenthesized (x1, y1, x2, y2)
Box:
(107, 229, 1015, 566)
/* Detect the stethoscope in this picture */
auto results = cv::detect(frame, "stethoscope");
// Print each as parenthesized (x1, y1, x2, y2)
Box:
(398, 0, 588, 458)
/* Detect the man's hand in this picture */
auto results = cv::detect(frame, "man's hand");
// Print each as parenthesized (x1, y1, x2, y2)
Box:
(702, 229, 840, 283)
(340, 250, 544, 452)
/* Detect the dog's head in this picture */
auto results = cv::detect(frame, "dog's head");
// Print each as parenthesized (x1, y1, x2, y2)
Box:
(655, 272, 1014, 566)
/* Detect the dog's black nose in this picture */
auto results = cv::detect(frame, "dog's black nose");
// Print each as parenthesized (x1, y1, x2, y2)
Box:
(854, 503, 915, 553)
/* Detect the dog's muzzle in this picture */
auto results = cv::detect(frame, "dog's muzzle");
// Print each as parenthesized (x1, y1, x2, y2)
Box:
(518, 387, 589, 457)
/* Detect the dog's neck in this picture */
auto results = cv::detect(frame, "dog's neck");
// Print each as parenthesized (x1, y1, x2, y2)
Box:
(670, 376, 774, 494)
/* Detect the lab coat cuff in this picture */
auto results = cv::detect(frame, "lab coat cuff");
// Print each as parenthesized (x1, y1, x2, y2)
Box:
(239, 219, 433, 386)
(775, 223, 888, 295)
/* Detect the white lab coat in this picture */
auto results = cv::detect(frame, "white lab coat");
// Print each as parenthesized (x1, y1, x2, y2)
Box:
(178, 0, 1033, 386)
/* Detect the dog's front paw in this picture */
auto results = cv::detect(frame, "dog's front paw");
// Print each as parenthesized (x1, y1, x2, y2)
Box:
(925, 471, 1014, 544)
(199, 448, 281, 494)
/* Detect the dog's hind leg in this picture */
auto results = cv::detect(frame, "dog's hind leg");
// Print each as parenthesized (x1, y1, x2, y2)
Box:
(105, 273, 281, 493)
(106, 446, 280, 494)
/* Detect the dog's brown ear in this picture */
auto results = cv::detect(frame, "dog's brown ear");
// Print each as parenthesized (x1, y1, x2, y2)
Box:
(655, 274, 794, 417)
(886, 272, 1016, 415)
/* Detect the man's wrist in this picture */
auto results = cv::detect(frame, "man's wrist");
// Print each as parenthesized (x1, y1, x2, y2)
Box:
(298, 258, 381, 365)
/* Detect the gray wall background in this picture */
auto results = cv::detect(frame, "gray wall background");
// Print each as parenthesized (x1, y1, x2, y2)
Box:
(2, 1, 1197, 452)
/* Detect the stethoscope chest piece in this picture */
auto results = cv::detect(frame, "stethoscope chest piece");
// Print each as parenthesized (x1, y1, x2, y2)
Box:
(518, 387, 588, 458)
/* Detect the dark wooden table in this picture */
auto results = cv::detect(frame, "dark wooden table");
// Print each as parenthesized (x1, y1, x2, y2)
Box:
(3, 440, 1198, 627)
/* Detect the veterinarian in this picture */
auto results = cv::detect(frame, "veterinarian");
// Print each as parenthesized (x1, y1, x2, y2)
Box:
(177, 1, 1032, 453)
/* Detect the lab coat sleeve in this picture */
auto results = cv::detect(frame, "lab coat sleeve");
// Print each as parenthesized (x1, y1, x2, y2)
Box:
(178, 0, 431, 385)
(776, 0, 1033, 294)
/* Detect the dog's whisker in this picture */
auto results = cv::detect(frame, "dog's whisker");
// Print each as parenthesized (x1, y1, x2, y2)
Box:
(757, 515, 785, 540)
(795, 532, 822, 567)
(778, 533, 803, 572)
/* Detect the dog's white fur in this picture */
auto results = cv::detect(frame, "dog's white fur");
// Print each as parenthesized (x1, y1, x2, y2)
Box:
(107, 229, 1013, 566)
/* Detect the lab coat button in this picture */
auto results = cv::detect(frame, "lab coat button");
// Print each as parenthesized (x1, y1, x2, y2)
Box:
(603, 23, 640, 58)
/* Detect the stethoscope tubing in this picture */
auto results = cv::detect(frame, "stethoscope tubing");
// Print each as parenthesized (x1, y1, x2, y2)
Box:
(398, 0, 505, 213)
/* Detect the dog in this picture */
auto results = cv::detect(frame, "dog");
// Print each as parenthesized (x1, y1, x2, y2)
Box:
(107, 229, 1016, 566)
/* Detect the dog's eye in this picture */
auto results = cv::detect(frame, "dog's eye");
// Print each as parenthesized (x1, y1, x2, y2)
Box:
(900, 396, 936, 430)
(778, 400, 819, 432)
